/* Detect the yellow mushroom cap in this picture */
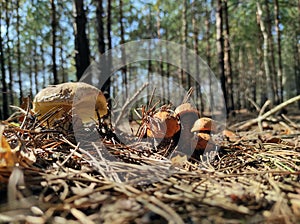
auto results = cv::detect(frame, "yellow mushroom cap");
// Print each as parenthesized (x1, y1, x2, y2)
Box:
(32, 82, 108, 123)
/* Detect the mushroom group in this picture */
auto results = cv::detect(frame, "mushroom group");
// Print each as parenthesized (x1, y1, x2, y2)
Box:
(141, 102, 226, 158)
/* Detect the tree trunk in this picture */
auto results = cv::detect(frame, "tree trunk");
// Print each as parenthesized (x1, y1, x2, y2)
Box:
(256, 2, 274, 103)
(205, 0, 214, 113)
(60, 30, 67, 83)
(73, 0, 91, 81)
(40, 44, 47, 88)
(223, 0, 234, 111)
(51, 0, 58, 84)
(216, 0, 227, 112)
(105, 0, 112, 103)
(274, 0, 283, 103)
(264, 0, 278, 104)
(16, 2, 23, 105)
(34, 40, 39, 95)
(0, 18, 9, 119)
(5, 1, 14, 107)
(182, 0, 190, 89)
(192, 3, 204, 114)
(119, 0, 127, 98)
(157, 8, 165, 104)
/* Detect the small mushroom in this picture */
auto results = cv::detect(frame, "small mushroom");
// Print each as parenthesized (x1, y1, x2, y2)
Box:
(146, 111, 180, 139)
(32, 82, 108, 125)
(191, 117, 225, 134)
(191, 117, 225, 152)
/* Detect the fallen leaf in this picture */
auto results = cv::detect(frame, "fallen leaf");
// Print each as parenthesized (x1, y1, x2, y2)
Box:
(0, 125, 16, 167)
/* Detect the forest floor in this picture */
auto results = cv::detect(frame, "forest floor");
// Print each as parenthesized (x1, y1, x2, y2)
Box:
(0, 104, 299, 224)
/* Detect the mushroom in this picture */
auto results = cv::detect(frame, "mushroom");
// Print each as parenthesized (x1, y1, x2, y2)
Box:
(191, 117, 225, 134)
(190, 117, 224, 151)
(32, 82, 108, 125)
(174, 103, 200, 153)
(193, 132, 215, 151)
(146, 111, 180, 139)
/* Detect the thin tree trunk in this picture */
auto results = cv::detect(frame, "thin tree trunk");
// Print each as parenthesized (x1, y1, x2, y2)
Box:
(216, 0, 227, 112)
(16, 2, 23, 105)
(223, 0, 234, 111)
(264, 0, 278, 104)
(40, 44, 47, 88)
(106, 0, 112, 103)
(73, 0, 91, 81)
(157, 8, 165, 104)
(34, 41, 39, 95)
(192, 3, 203, 114)
(97, 0, 105, 55)
(256, 2, 274, 103)
(0, 17, 9, 119)
(51, 0, 58, 84)
(5, 1, 13, 107)
(205, 0, 213, 113)
(60, 30, 66, 83)
(274, 0, 283, 103)
(119, 0, 127, 98)
(182, 0, 190, 89)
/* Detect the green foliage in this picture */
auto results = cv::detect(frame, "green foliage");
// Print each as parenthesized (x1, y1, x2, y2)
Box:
(0, 0, 299, 110)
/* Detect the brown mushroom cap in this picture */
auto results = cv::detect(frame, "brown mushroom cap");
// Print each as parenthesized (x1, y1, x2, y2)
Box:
(33, 82, 108, 123)
(146, 111, 180, 139)
(174, 103, 199, 117)
(191, 117, 225, 134)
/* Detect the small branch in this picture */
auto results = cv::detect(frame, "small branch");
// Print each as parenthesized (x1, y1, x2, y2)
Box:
(247, 97, 260, 112)
(258, 100, 271, 131)
(114, 83, 149, 127)
(237, 95, 300, 131)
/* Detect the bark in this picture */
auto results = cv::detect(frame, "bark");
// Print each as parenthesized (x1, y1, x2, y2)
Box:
(0, 18, 9, 119)
(34, 40, 39, 95)
(60, 30, 67, 83)
(216, 0, 227, 112)
(40, 44, 46, 88)
(157, 8, 165, 104)
(106, 0, 112, 101)
(205, 0, 213, 112)
(96, 0, 105, 55)
(264, 0, 278, 103)
(223, 0, 234, 111)
(256, 2, 274, 103)
(119, 0, 127, 98)
(5, 1, 13, 106)
(16, 2, 23, 105)
(182, 0, 190, 89)
(192, 3, 204, 114)
(51, 0, 58, 84)
(274, 0, 283, 103)
(73, 0, 91, 81)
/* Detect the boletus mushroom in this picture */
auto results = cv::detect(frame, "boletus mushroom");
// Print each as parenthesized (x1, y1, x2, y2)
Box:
(32, 82, 108, 125)
(191, 117, 225, 134)
(191, 117, 224, 151)
(146, 111, 180, 139)
(174, 103, 200, 153)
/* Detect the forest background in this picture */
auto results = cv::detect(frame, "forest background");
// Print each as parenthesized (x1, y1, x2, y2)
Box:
(0, 0, 299, 120)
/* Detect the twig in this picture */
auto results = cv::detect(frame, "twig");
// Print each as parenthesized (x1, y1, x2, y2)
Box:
(114, 83, 149, 127)
(237, 95, 300, 130)
(247, 97, 260, 112)
(258, 100, 271, 131)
